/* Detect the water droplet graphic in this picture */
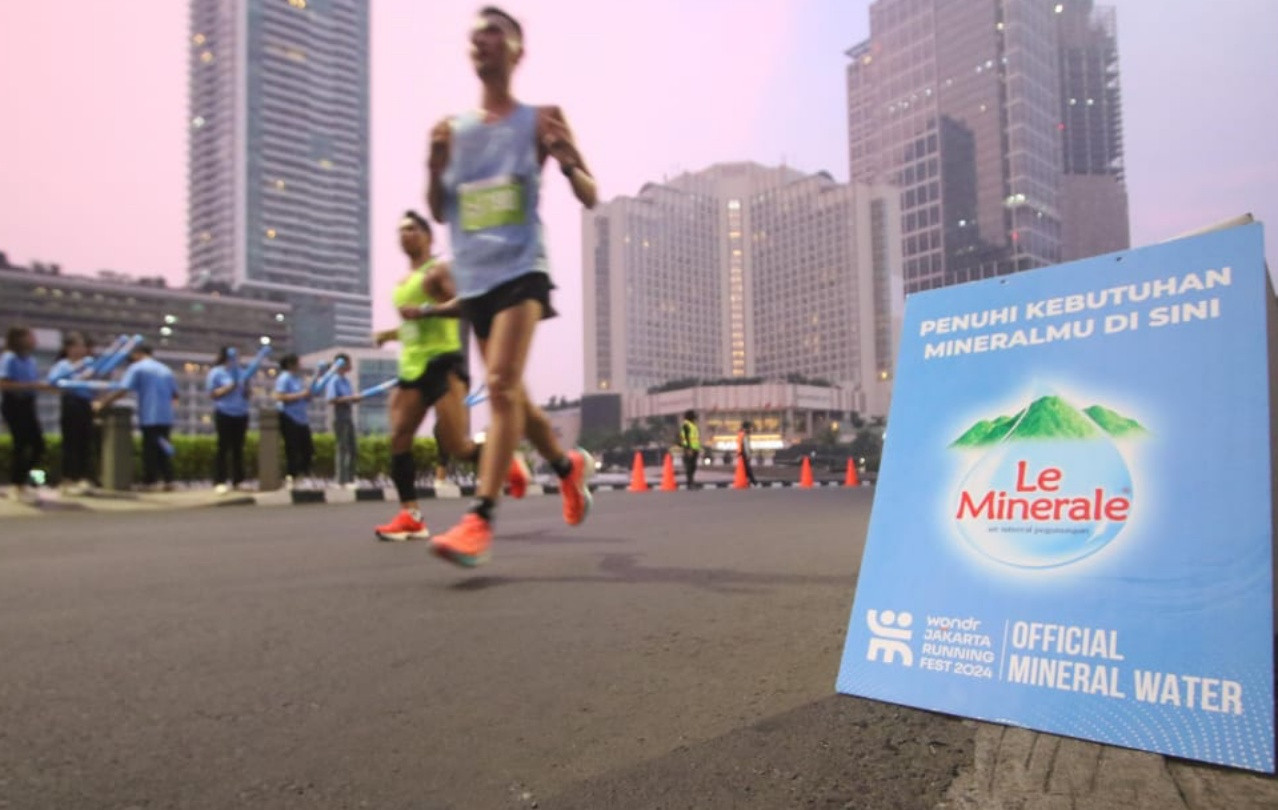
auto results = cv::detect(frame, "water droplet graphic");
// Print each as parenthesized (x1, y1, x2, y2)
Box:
(954, 436, 1133, 568)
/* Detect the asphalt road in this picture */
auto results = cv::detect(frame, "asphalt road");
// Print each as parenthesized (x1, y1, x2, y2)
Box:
(0, 488, 978, 809)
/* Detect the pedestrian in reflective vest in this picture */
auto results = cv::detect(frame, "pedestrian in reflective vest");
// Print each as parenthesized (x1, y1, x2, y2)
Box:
(680, 410, 701, 489)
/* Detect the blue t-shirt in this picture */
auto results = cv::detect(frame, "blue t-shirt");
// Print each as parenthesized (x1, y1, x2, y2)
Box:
(325, 373, 354, 422)
(120, 356, 178, 427)
(325, 374, 353, 399)
(206, 365, 249, 417)
(0, 351, 39, 400)
(275, 371, 310, 425)
(47, 358, 95, 401)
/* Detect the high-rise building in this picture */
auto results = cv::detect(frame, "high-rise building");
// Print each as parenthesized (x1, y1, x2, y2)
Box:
(846, 0, 1128, 294)
(188, 0, 371, 354)
(583, 163, 901, 416)
(1057, 0, 1129, 261)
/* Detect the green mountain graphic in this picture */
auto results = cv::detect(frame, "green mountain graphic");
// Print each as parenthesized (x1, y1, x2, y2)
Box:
(1007, 396, 1098, 440)
(1083, 405, 1147, 437)
(951, 396, 1146, 448)
(951, 411, 1024, 448)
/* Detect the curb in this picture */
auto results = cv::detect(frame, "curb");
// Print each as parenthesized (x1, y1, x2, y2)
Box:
(262, 479, 867, 506)
(1, 480, 873, 517)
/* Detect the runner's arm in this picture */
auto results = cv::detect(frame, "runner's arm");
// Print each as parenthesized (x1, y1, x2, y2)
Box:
(421, 260, 458, 311)
(538, 105, 596, 209)
(427, 118, 451, 223)
(427, 175, 447, 224)
(401, 298, 463, 320)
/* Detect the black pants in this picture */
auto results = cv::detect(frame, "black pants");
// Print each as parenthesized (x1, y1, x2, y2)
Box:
(140, 425, 174, 485)
(280, 417, 313, 478)
(682, 450, 699, 488)
(60, 395, 96, 483)
(741, 454, 758, 486)
(2, 396, 44, 486)
(214, 412, 249, 485)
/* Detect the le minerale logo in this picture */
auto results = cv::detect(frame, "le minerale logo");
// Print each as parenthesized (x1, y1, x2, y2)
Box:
(950, 395, 1146, 568)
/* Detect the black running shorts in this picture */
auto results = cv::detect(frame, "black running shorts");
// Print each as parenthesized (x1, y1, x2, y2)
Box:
(460, 272, 558, 341)
(397, 352, 470, 408)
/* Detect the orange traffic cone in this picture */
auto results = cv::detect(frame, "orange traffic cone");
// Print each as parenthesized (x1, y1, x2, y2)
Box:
(844, 458, 861, 487)
(733, 454, 750, 489)
(628, 451, 650, 492)
(660, 453, 678, 491)
(799, 456, 815, 489)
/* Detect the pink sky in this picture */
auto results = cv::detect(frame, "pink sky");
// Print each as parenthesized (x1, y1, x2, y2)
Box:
(2, 1, 1276, 408)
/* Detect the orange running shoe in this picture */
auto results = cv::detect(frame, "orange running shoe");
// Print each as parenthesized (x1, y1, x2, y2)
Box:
(507, 454, 532, 499)
(560, 448, 594, 527)
(375, 509, 430, 542)
(430, 512, 493, 568)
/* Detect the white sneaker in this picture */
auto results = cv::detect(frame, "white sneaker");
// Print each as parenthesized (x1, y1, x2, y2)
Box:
(214, 483, 230, 495)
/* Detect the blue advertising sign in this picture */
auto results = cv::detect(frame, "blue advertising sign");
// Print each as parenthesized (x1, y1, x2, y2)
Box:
(837, 223, 1275, 772)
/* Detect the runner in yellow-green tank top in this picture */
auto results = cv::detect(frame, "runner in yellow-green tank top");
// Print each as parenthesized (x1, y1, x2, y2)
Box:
(372, 211, 529, 542)
(392, 259, 462, 381)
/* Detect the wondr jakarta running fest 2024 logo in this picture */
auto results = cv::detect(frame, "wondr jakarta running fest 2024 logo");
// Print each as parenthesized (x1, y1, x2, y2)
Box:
(949, 393, 1147, 569)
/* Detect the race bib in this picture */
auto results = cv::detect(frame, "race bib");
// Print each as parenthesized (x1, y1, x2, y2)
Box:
(458, 175, 525, 232)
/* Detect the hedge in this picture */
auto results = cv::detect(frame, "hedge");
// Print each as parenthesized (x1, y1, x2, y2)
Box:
(0, 432, 442, 485)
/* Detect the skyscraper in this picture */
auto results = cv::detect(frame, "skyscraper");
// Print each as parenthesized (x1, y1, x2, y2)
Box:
(846, 0, 1128, 295)
(188, 0, 371, 354)
(1057, 0, 1129, 261)
(583, 163, 900, 415)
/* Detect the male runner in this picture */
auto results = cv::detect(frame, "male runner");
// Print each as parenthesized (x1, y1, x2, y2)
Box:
(414, 6, 597, 567)
(374, 210, 529, 541)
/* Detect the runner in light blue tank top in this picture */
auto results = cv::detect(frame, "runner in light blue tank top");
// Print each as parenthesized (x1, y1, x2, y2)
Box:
(440, 102, 548, 299)
(418, 6, 599, 567)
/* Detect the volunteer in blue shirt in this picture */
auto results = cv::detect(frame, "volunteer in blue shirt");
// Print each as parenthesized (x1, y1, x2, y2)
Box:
(0, 326, 50, 501)
(324, 352, 362, 488)
(207, 346, 252, 494)
(273, 354, 314, 488)
(98, 344, 180, 491)
(46, 332, 98, 494)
